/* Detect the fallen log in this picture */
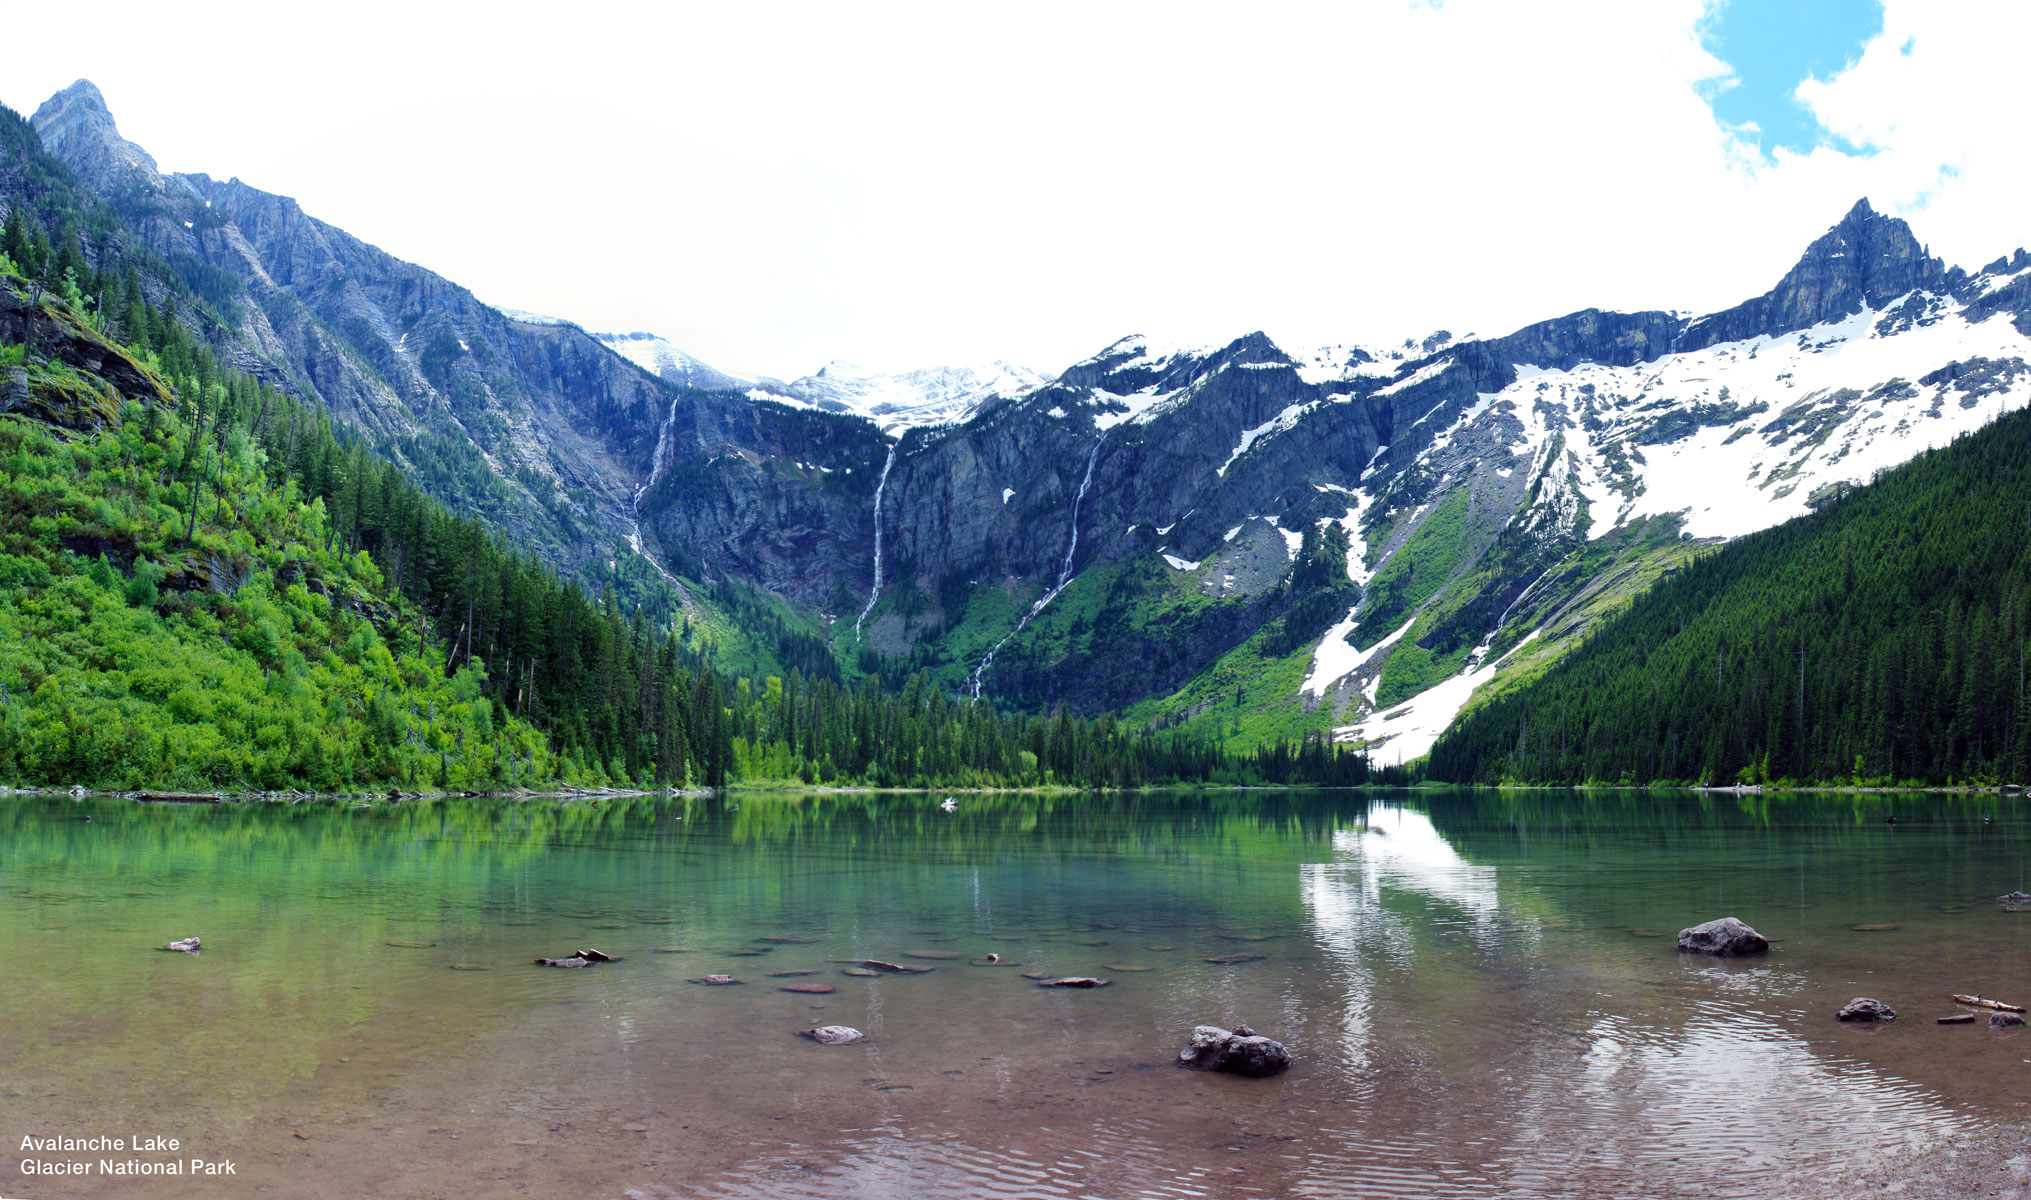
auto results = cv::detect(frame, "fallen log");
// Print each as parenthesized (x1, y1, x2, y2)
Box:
(1938, 1014, 1977, 1024)
(1952, 993, 2026, 1012)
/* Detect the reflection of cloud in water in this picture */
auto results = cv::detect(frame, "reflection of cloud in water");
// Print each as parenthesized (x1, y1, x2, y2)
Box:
(1532, 1005, 1966, 1195)
(1291, 806, 1969, 1198)
(1300, 806, 1503, 1074)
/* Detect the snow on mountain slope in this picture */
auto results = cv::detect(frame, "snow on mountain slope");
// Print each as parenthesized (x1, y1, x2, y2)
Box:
(1320, 285, 2031, 761)
(1497, 296, 2031, 542)
(593, 331, 759, 394)
(749, 359, 1048, 434)
(591, 329, 1043, 434)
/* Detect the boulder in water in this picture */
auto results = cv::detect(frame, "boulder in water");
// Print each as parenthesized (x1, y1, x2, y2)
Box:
(1999, 891, 2031, 905)
(1991, 1012, 2027, 1029)
(161, 936, 201, 954)
(1836, 997, 1896, 1022)
(1177, 1024, 1291, 1077)
(536, 956, 590, 968)
(1676, 917, 1769, 956)
(799, 1025, 866, 1045)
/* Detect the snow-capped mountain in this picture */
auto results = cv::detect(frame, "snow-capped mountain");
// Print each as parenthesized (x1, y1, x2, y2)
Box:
(593, 328, 1045, 435)
(25, 78, 2031, 751)
(748, 360, 1048, 434)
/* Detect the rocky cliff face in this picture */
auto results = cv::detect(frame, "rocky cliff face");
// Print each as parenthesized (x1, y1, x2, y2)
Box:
(21, 79, 2031, 750)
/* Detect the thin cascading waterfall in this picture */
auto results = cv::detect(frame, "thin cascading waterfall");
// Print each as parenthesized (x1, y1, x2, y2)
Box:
(630, 396, 690, 604)
(854, 442, 900, 642)
(966, 437, 1105, 700)
(635, 396, 681, 509)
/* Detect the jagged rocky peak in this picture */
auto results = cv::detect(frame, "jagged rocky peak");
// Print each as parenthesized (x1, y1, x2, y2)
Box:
(30, 80, 161, 191)
(1059, 331, 1293, 397)
(1682, 198, 1951, 350)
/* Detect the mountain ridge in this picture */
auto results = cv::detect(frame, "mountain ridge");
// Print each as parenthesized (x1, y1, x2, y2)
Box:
(16, 78, 2031, 762)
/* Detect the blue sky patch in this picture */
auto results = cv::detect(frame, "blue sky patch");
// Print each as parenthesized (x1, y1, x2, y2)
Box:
(1699, 0, 1885, 158)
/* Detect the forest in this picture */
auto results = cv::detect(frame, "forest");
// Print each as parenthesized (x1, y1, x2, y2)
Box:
(0, 203, 1386, 792)
(1427, 403, 2031, 787)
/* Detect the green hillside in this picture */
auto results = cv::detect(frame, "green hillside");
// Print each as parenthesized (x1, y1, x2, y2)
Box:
(1428, 406, 2031, 787)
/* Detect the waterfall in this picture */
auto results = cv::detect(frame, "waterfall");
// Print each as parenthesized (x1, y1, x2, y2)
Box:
(854, 442, 900, 642)
(635, 396, 681, 508)
(630, 396, 691, 611)
(967, 438, 1105, 700)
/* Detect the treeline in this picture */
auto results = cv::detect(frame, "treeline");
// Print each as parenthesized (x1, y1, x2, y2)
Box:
(130, 283, 726, 786)
(727, 670, 1393, 789)
(2, 156, 1391, 794)
(1428, 404, 2031, 787)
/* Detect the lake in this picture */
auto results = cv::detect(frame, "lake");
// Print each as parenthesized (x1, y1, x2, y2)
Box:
(2, 788, 2027, 1198)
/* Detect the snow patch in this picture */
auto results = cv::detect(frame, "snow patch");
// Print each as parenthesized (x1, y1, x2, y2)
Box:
(1340, 632, 1541, 762)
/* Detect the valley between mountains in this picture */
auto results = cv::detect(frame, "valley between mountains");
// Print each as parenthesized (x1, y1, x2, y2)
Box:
(17, 77, 2031, 772)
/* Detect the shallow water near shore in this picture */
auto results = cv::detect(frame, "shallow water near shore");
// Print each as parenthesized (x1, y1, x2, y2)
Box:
(3, 788, 2029, 1198)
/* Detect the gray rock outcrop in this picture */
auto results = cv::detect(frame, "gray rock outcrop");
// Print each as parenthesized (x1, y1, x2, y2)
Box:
(1677, 917, 1769, 957)
(1176, 1024, 1291, 1077)
(1836, 997, 1895, 1022)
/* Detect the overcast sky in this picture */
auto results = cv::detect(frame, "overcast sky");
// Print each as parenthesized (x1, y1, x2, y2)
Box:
(1, 0, 2016, 380)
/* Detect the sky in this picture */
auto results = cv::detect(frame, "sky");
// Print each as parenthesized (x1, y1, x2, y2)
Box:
(2, 0, 2021, 381)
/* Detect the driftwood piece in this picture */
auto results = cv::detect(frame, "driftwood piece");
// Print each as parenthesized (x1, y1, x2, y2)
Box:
(1938, 1013, 1977, 1024)
(1952, 993, 2026, 1012)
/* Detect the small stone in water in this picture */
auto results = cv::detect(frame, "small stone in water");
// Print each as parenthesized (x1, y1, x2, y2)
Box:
(779, 983, 836, 994)
(1205, 954, 1265, 965)
(688, 974, 743, 986)
(800, 1026, 866, 1045)
(1103, 964, 1153, 972)
(1036, 977, 1111, 988)
(841, 968, 881, 977)
(769, 970, 822, 977)
(653, 947, 692, 953)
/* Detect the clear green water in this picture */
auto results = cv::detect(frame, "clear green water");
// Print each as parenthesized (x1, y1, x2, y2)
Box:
(3, 788, 2028, 1198)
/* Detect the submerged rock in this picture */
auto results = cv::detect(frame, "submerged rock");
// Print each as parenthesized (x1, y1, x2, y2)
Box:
(1837, 997, 1896, 1022)
(1991, 1012, 2027, 1029)
(855, 959, 934, 974)
(1676, 917, 1769, 957)
(1205, 953, 1265, 965)
(799, 1025, 866, 1045)
(778, 983, 836, 994)
(688, 974, 743, 986)
(535, 947, 619, 967)
(1035, 976, 1111, 988)
(1177, 1024, 1291, 1077)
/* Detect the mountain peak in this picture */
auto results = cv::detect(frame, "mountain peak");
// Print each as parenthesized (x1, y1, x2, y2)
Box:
(32, 79, 160, 185)
(1678, 198, 1945, 351)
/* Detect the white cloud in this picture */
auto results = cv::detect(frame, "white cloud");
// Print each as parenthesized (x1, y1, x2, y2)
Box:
(0, 1, 2021, 380)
